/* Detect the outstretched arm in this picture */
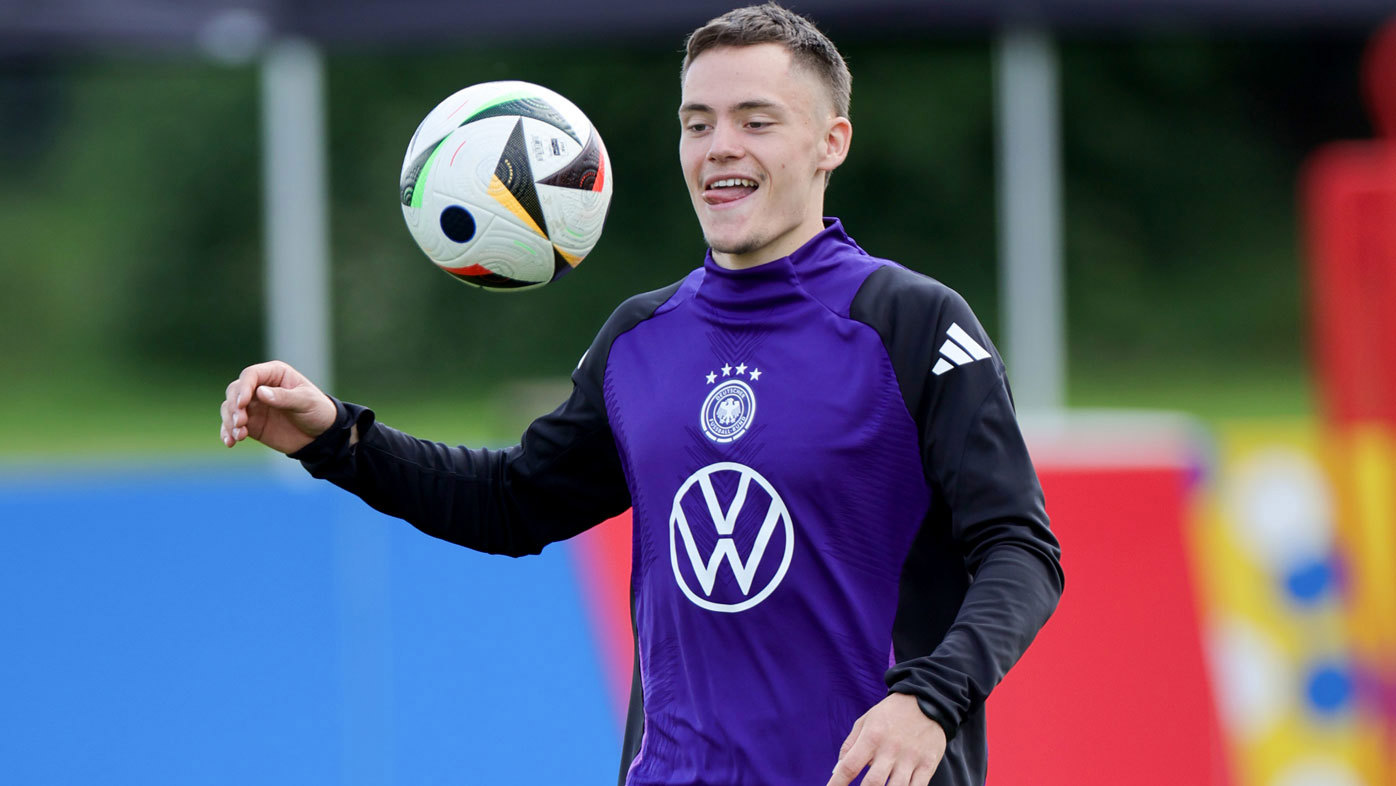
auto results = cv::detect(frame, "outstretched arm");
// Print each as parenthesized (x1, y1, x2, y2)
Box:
(217, 297, 641, 558)
(290, 386, 631, 557)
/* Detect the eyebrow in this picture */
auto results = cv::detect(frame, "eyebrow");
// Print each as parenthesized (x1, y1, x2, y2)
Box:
(678, 99, 781, 116)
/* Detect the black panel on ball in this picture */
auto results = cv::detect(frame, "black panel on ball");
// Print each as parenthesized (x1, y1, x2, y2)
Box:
(448, 270, 538, 289)
(538, 131, 602, 191)
(466, 97, 580, 143)
(495, 120, 549, 237)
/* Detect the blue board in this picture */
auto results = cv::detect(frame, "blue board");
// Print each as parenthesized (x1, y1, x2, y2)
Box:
(0, 462, 619, 784)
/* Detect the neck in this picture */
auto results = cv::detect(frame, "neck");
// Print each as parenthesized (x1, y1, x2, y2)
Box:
(711, 209, 828, 270)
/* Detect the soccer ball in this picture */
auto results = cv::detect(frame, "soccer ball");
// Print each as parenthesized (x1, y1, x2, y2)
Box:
(399, 80, 613, 291)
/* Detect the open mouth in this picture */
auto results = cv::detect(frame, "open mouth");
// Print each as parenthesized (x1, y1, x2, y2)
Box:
(703, 177, 759, 205)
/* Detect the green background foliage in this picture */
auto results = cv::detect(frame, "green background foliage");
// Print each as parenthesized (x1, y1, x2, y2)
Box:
(0, 30, 1375, 455)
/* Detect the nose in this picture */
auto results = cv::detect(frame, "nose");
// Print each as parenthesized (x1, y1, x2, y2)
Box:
(706, 120, 744, 162)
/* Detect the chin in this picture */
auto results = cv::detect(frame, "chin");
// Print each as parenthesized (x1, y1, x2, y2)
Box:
(705, 233, 764, 257)
(700, 221, 759, 256)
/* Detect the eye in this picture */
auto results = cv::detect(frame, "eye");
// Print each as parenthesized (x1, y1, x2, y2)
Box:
(685, 122, 710, 133)
(746, 120, 773, 130)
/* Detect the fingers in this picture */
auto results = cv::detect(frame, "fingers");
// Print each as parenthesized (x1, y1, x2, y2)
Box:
(838, 715, 864, 759)
(833, 753, 914, 786)
(857, 752, 917, 786)
(879, 762, 917, 786)
(826, 733, 870, 786)
(234, 361, 294, 407)
(255, 380, 311, 413)
(221, 377, 249, 447)
(220, 391, 256, 447)
(219, 397, 233, 447)
(825, 755, 865, 786)
(863, 759, 893, 786)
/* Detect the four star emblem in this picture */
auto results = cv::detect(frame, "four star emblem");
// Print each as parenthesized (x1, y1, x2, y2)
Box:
(706, 363, 763, 384)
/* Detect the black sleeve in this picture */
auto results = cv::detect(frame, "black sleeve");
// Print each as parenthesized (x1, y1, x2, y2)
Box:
(851, 264, 1064, 740)
(290, 281, 682, 557)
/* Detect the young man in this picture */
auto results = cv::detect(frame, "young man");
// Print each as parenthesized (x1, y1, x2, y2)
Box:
(220, 4, 1063, 785)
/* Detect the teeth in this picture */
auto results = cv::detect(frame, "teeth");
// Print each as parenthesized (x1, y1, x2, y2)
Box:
(709, 178, 758, 189)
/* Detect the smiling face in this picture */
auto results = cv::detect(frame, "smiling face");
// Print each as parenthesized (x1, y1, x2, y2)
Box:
(679, 43, 852, 269)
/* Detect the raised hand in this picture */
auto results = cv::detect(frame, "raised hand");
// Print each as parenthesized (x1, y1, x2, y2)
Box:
(219, 360, 338, 454)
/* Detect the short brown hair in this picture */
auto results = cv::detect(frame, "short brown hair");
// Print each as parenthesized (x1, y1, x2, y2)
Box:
(682, 3, 852, 119)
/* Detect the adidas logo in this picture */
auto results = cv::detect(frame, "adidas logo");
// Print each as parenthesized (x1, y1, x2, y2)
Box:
(932, 323, 991, 376)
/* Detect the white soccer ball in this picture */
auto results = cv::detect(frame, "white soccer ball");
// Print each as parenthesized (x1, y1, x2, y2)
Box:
(399, 80, 613, 291)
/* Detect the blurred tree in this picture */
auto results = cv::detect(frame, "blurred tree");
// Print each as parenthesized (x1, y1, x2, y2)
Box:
(0, 32, 1373, 411)
(1060, 35, 1367, 387)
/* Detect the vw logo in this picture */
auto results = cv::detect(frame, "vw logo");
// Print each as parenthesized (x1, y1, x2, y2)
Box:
(669, 462, 794, 613)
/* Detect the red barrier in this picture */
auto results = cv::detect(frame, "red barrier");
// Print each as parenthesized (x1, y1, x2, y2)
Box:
(988, 459, 1227, 785)
(1304, 144, 1396, 425)
(1304, 18, 1396, 426)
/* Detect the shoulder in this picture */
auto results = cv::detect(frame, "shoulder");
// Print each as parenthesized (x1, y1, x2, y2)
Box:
(596, 268, 702, 344)
(573, 269, 702, 395)
(849, 263, 975, 330)
(846, 262, 1006, 420)
(849, 263, 997, 363)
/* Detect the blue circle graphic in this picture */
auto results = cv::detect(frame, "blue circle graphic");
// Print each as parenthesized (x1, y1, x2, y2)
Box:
(1283, 557, 1335, 606)
(440, 206, 477, 243)
(1305, 661, 1353, 715)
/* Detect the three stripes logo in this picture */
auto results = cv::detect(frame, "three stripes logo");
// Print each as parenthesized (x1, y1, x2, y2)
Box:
(932, 323, 992, 376)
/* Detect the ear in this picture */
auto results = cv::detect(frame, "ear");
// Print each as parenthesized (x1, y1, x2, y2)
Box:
(817, 115, 853, 174)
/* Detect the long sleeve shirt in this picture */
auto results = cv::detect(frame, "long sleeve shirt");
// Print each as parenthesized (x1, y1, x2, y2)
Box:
(294, 219, 1064, 786)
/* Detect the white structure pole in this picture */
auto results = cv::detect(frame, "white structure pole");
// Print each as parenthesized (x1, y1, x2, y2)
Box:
(260, 38, 332, 395)
(994, 27, 1066, 413)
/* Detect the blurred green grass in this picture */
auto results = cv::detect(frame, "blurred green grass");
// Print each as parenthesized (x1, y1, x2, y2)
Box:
(0, 359, 1313, 460)
(1067, 357, 1314, 419)
(0, 366, 558, 460)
